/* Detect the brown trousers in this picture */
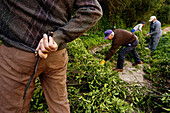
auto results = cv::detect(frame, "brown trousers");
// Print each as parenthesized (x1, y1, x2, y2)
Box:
(0, 44, 70, 113)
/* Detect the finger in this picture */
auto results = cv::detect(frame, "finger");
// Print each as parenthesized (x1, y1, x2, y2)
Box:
(49, 36, 54, 46)
(38, 50, 48, 59)
(43, 34, 52, 51)
(50, 43, 58, 51)
(51, 41, 58, 51)
(49, 36, 58, 51)
(40, 39, 49, 53)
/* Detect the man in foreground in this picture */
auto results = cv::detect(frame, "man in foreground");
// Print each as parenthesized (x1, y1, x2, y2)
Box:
(0, 0, 102, 112)
(100, 29, 142, 72)
(146, 16, 162, 54)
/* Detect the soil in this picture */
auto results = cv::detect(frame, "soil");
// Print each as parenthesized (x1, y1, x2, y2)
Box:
(162, 27, 170, 34)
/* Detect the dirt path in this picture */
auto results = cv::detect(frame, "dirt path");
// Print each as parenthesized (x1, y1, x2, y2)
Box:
(89, 43, 111, 55)
(162, 27, 170, 34)
(118, 61, 147, 86)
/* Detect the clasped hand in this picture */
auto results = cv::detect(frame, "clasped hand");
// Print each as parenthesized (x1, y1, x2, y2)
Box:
(36, 34, 58, 59)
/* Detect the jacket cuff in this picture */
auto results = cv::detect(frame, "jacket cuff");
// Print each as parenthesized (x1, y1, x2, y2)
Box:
(53, 30, 67, 50)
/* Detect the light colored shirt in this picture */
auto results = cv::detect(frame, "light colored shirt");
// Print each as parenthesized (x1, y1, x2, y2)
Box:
(133, 24, 143, 32)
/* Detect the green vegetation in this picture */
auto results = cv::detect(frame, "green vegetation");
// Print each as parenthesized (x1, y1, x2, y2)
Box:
(30, 31, 170, 112)
(162, 24, 170, 30)
(80, 32, 110, 49)
(98, 0, 169, 29)
(0, 0, 169, 112)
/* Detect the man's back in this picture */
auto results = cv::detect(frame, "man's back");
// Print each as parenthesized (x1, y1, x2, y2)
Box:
(113, 29, 137, 47)
(133, 24, 143, 31)
(104, 29, 137, 60)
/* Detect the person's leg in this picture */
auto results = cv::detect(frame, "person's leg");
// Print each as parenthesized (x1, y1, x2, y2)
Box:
(131, 48, 141, 63)
(131, 47, 143, 66)
(151, 37, 160, 53)
(130, 40, 141, 63)
(39, 49, 70, 113)
(117, 46, 134, 69)
(149, 37, 153, 50)
(0, 44, 42, 113)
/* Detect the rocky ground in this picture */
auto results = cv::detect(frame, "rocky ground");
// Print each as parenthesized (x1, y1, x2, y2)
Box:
(118, 61, 145, 85)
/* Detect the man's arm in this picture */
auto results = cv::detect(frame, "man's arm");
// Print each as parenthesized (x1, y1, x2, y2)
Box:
(139, 24, 142, 32)
(149, 23, 151, 33)
(104, 45, 119, 61)
(146, 23, 152, 36)
(53, 0, 103, 47)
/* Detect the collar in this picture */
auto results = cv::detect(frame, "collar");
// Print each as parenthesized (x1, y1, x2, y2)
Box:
(153, 20, 157, 23)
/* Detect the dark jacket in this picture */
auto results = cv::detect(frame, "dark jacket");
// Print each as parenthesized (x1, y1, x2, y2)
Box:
(0, 0, 102, 50)
(104, 29, 137, 61)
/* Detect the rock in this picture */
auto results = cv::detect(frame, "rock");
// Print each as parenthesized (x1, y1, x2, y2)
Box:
(118, 61, 145, 86)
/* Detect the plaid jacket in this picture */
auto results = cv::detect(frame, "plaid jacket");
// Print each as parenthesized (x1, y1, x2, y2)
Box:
(0, 0, 102, 50)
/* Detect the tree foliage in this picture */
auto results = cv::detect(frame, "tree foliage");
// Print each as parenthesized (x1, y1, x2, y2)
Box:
(154, 0, 170, 25)
(98, 0, 168, 28)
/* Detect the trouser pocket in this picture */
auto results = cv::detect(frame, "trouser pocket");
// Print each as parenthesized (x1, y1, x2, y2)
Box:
(131, 40, 139, 46)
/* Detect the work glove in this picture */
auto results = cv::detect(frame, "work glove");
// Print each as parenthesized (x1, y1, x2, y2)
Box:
(100, 59, 106, 65)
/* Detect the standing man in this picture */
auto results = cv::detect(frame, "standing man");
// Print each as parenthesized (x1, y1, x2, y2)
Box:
(131, 22, 145, 33)
(100, 29, 142, 72)
(0, 0, 102, 113)
(146, 16, 162, 54)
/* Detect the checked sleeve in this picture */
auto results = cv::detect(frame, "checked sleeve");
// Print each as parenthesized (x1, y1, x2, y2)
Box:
(53, 0, 103, 49)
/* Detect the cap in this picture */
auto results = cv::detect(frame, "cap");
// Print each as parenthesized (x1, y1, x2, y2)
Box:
(104, 30, 113, 39)
(142, 21, 145, 24)
(149, 16, 156, 22)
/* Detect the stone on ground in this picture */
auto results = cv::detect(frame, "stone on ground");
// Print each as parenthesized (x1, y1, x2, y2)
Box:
(118, 61, 145, 86)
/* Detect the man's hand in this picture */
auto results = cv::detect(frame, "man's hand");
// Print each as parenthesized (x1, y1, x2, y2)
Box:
(100, 59, 106, 65)
(146, 33, 150, 36)
(36, 34, 58, 59)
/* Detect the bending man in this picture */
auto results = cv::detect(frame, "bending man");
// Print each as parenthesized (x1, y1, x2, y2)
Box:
(100, 29, 142, 72)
